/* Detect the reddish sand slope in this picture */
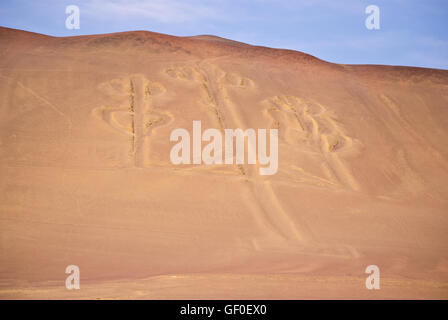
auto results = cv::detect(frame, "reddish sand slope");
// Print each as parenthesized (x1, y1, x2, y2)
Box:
(0, 27, 447, 299)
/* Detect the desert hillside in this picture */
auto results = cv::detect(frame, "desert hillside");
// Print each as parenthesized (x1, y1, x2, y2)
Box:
(0, 27, 447, 299)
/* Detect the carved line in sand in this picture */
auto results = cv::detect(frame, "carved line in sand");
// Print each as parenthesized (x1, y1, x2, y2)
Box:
(264, 95, 361, 191)
(94, 74, 173, 168)
(0, 74, 73, 137)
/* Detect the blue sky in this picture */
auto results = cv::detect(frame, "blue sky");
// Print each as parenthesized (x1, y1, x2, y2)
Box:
(1, 0, 447, 69)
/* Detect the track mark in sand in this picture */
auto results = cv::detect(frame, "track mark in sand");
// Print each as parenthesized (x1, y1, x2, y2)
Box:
(265, 95, 361, 191)
(286, 164, 339, 188)
(94, 75, 172, 167)
(0, 75, 73, 137)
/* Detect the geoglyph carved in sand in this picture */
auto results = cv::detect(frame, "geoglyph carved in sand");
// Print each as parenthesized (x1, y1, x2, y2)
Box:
(264, 95, 362, 191)
(93, 68, 362, 195)
(92, 68, 362, 256)
(94, 74, 173, 168)
(165, 63, 255, 175)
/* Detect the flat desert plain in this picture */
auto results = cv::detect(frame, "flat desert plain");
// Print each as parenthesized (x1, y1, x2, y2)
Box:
(0, 27, 447, 299)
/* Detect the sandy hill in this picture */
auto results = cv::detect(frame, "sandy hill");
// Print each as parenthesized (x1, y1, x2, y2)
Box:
(0, 27, 447, 299)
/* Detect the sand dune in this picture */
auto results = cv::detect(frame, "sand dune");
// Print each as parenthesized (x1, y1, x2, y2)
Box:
(0, 27, 447, 299)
